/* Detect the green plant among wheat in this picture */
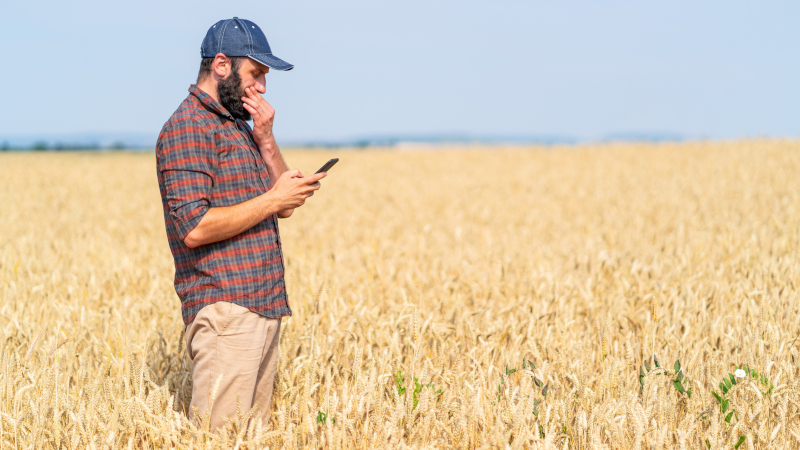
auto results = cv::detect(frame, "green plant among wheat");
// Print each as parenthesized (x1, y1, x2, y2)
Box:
(638, 356, 691, 398)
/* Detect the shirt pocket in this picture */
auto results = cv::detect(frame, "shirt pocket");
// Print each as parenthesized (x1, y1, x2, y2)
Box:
(234, 131, 271, 193)
(214, 138, 258, 206)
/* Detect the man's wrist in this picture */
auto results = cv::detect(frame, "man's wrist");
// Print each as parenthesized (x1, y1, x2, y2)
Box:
(255, 134, 278, 155)
(259, 191, 282, 218)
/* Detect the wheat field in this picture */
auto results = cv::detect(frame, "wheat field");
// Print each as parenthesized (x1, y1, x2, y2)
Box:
(1, 141, 799, 449)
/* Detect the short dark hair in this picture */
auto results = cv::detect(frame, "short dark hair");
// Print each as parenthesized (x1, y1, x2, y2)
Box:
(197, 55, 245, 81)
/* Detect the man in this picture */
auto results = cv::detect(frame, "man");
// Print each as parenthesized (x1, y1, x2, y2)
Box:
(156, 17, 325, 430)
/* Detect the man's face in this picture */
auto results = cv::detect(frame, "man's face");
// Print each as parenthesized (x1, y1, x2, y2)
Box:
(217, 58, 269, 121)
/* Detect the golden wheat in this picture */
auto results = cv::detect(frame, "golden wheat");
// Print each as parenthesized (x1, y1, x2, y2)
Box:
(1, 140, 799, 448)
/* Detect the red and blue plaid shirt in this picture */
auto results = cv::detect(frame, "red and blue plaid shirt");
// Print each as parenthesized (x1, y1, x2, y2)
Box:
(156, 84, 291, 325)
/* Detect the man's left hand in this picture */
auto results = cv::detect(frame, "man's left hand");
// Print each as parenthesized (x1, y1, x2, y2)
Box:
(242, 86, 276, 152)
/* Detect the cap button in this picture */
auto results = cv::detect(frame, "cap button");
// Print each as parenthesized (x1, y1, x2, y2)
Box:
(233, 16, 238, 19)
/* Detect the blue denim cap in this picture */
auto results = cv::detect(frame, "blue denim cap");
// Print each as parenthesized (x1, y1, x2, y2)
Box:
(201, 17, 294, 71)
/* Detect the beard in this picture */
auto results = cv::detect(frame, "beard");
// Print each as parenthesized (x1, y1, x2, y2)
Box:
(217, 67, 251, 121)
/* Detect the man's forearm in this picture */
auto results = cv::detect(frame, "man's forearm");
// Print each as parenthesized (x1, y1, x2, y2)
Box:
(257, 135, 294, 218)
(184, 192, 281, 248)
(257, 135, 289, 188)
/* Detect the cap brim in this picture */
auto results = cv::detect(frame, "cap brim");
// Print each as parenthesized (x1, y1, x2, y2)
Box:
(248, 54, 294, 71)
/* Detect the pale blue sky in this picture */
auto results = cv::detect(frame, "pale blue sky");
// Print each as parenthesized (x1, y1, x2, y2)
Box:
(1, 1, 798, 143)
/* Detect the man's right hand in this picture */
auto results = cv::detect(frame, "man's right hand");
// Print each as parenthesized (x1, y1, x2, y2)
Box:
(270, 169, 326, 211)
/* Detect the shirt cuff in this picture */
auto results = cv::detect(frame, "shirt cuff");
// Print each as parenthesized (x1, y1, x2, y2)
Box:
(170, 201, 210, 242)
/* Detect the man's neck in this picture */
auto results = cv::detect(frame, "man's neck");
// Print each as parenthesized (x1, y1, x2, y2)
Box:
(195, 79, 220, 104)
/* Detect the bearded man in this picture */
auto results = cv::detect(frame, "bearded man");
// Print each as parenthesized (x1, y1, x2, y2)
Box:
(156, 17, 325, 430)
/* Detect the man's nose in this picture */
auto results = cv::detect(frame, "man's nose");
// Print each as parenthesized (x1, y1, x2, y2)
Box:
(254, 76, 266, 94)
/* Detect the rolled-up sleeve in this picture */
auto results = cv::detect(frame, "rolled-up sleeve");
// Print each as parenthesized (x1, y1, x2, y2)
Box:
(157, 117, 217, 241)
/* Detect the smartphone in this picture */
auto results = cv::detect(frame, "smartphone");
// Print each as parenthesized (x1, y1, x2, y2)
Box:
(315, 158, 339, 174)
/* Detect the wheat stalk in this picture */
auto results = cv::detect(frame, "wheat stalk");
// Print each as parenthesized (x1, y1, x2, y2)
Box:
(0, 142, 799, 448)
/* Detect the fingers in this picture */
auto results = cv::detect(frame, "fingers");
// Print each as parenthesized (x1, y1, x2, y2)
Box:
(242, 87, 275, 125)
(249, 86, 273, 109)
(242, 102, 257, 119)
(284, 168, 302, 179)
(296, 176, 322, 195)
(300, 173, 325, 193)
(300, 181, 321, 198)
(241, 94, 261, 120)
(244, 86, 262, 101)
(242, 87, 265, 107)
(241, 96, 258, 110)
(244, 87, 274, 113)
(303, 172, 327, 183)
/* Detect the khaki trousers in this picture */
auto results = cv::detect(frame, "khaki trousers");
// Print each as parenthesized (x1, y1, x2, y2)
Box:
(185, 301, 282, 430)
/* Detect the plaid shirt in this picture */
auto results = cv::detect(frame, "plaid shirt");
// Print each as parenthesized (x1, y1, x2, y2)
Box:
(156, 84, 291, 326)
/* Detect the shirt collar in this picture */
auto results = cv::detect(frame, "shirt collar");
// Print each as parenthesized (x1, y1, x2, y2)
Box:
(188, 84, 235, 121)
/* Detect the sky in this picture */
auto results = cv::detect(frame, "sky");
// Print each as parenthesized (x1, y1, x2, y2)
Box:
(1, 0, 798, 144)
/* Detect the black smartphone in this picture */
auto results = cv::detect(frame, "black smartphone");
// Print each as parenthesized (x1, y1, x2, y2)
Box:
(315, 158, 339, 174)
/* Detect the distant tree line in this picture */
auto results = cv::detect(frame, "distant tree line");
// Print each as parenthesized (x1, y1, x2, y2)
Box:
(0, 141, 129, 151)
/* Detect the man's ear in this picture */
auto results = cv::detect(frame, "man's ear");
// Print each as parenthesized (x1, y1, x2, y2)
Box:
(212, 53, 230, 78)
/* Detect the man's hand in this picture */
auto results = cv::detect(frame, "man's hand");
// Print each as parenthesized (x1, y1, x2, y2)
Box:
(241, 86, 276, 152)
(271, 169, 326, 212)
